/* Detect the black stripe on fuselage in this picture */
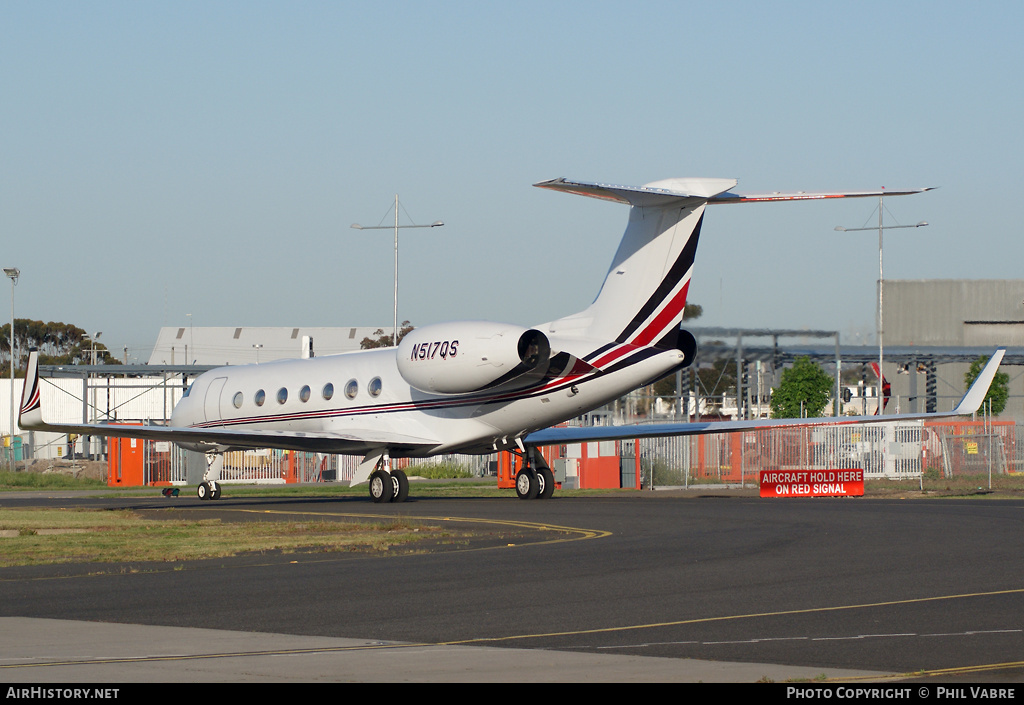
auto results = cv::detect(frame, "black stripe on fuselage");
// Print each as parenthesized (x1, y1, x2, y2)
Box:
(192, 347, 664, 432)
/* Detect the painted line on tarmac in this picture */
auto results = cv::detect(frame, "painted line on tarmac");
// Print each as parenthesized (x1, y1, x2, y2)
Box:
(595, 628, 1022, 649)
(434, 589, 1024, 681)
(438, 586, 1024, 645)
(226, 507, 613, 545)
(835, 659, 1024, 682)
(0, 508, 610, 582)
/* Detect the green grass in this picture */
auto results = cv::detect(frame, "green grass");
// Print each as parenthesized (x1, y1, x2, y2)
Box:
(403, 461, 477, 479)
(0, 507, 461, 566)
(0, 470, 106, 491)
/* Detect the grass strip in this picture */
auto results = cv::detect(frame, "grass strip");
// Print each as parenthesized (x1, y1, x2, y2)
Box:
(0, 508, 454, 566)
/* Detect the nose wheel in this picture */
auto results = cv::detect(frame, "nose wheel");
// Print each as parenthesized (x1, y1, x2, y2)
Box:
(198, 454, 224, 500)
(197, 481, 222, 501)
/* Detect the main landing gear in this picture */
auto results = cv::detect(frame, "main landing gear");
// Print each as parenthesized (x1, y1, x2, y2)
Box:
(368, 453, 409, 504)
(514, 448, 555, 500)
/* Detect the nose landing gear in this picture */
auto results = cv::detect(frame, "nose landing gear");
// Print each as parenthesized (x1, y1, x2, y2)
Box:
(198, 453, 224, 500)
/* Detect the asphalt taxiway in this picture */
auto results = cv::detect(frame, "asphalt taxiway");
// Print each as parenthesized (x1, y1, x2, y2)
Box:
(1, 489, 1022, 682)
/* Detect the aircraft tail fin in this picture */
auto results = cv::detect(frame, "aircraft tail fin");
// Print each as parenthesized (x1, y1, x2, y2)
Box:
(535, 178, 932, 348)
(18, 349, 43, 430)
(535, 178, 734, 346)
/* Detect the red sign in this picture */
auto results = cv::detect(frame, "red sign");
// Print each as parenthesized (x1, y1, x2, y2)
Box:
(759, 469, 864, 498)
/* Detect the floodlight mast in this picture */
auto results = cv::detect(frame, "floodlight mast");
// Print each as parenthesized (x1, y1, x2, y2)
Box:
(351, 196, 444, 347)
(3, 267, 19, 470)
(836, 197, 929, 415)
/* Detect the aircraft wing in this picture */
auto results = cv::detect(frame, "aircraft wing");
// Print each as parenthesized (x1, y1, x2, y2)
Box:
(524, 348, 1004, 447)
(16, 418, 439, 456)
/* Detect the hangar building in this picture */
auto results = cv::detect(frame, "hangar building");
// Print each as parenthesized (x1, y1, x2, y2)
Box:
(883, 280, 1024, 420)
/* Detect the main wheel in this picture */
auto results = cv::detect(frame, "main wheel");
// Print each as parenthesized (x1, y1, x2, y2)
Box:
(369, 470, 393, 503)
(197, 482, 210, 500)
(537, 466, 555, 500)
(515, 468, 539, 500)
(210, 483, 222, 500)
(391, 468, 409, 503)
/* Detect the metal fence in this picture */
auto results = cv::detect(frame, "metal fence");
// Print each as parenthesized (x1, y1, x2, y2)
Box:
(146, 446, 496, 487)
(637, 419, 1019, 488)
(64, 419, 1024, 489)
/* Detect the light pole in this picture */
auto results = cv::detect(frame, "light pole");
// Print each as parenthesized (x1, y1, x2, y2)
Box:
(83, 332, 102, 459)
(3, 268, 18, 470)
(352, 196, 443, 346)
(836, 199, 928, 415)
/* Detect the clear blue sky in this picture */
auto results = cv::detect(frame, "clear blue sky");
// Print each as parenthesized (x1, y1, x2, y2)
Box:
(2, 1, 1021, 361)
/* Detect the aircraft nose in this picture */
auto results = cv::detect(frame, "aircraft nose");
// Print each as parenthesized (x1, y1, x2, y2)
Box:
(170, 395, 195, 427)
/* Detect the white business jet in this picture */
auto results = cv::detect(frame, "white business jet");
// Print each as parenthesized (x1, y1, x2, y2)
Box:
(19, 177, 1005, 502)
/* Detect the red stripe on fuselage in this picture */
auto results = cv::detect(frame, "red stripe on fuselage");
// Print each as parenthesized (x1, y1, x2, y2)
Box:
(630, 280, 690, 347)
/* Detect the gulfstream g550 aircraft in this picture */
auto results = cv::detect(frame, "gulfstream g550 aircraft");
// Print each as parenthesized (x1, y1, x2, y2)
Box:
(19, 177, 1004, 502)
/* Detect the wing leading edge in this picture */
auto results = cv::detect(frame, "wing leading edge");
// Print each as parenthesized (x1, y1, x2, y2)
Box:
(525, 349, 1005, 447)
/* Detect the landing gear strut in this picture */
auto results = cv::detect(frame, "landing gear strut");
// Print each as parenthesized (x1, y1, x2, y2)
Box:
(198, 453, 224, 501)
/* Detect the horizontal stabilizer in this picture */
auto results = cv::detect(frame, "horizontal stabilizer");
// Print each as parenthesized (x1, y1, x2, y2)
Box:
(534, 177, 738, 208)
(708, 187, 934, 204)
(536, 178, 933, 208)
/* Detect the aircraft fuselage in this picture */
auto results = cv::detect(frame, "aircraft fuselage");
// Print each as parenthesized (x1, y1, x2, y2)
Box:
(169, 329, 686, 457)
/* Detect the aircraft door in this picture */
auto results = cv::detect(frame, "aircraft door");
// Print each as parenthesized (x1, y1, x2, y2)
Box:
(204, 377, 228, 423)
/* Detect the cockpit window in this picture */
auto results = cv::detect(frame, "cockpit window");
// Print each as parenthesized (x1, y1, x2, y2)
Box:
(255, 389, 266, 407)
(183, 382, 194, 398)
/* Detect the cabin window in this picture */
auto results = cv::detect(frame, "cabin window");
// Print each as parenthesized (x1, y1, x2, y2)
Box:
(232, 392, 243, 409)
(368, 377, 382, 398)
(277, 387, 288, 404)
(299, 385, 311, 403)
(322, 383, 334, 401)
(255, 389, 266, 407)
(345, 379, 358, 400)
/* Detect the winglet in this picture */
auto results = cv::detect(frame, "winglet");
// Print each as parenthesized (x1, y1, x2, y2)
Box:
(953, 348, 1005, 415)
(18, 349, 43, 429)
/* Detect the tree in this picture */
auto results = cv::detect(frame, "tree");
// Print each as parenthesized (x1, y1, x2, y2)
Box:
(360, 321, 414, 349)
(769, 356, 833, 419)
(0, 319, 119, 377)
(964, 354, 1009, 415)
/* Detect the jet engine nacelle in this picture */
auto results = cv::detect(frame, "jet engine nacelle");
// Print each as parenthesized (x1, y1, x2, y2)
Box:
(396, 321, 551, 395)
